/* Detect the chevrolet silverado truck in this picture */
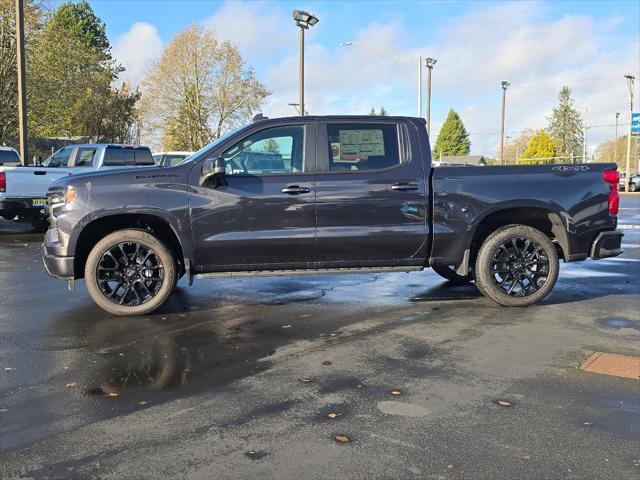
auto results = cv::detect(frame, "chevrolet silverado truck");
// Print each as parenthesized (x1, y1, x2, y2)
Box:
(0, 144, 154, 231)
(41, 115, 623, 316)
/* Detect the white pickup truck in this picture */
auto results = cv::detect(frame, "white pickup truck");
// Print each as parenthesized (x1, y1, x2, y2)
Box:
(0, 143, 154, 231)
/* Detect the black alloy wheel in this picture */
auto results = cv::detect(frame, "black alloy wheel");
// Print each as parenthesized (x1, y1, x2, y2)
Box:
(96, 241, 165, 307)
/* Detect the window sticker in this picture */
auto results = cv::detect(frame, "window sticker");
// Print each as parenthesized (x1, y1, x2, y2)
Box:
(335, 129, 385, 162)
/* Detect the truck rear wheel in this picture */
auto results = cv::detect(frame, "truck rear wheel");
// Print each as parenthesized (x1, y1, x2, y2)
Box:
(85, 229, 177, 316)
(431, 264, 474, 283)
(475, 225, 559, 307)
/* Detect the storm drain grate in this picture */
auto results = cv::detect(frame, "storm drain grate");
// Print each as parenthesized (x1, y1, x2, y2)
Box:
(580, 352, 640, 380)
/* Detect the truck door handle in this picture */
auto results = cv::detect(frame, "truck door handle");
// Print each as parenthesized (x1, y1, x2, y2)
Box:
(34, 170, 47, 175)
(390, 183, 418, 191)
(281, 185, 311, 195)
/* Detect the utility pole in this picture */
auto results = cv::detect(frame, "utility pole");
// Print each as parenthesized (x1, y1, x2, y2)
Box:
(499, 81, 510, 165)
(425, 57, 436, 136)
(614, 112, 620, 163)
(624, 74, 635, 192)
(15, 0, 28, 165)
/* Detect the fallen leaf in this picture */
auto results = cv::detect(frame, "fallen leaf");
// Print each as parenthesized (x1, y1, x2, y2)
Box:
(65, 382, 77, 388)
(390, 389, 401, 396)
(103, 392, 119, 397)
(584, 422, 593, 426)
(95, 463, 101, 468)
(3, 367, 15, 371)
(0, 408, 8, 412)
(496, 400, 511, 407)
(63, 366, 70, 370)
(334, 434, 350, 443)
(322, 360, 332, 366)
(326, 412, 338, 419)
(447, 464, 454, 470)
(298, 377, 313, 383)
(281, 324, 293, 329)
(138, 401, 148, 406)
(118, 353, 125, 356)
(356, 383, 364, 389)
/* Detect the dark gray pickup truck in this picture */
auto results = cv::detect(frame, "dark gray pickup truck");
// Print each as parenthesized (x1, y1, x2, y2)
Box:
(41, 115, 623, 316)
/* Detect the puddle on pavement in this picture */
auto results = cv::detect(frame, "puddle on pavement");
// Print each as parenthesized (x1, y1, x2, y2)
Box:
(597, 318, 640, 331)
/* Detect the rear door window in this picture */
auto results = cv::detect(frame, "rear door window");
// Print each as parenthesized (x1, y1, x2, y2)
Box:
(327, 123, 400, 172)
(74, 147, 97, 167)
(164, 154, 188, 167)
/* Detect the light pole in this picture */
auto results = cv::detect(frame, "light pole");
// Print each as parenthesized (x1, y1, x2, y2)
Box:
(293, 10, 319, 116)
(341, 41, 425, 117)
(499, 81, 510, 165)
(624, 74, 635, 192)
(425, 57, 437, 136)
(614, 112, 620, 163)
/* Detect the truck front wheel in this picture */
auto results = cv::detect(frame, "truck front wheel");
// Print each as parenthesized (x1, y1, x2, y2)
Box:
(474, 225, 559, 307)
(85, 229, 177, 316)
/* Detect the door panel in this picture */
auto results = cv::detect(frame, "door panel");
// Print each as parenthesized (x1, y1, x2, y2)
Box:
(315, 122, 428, 266)
(189, 123, 316, 272)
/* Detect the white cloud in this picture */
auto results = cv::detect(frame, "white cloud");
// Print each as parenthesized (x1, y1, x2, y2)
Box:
(112, 22, 163, 86)
(203, 1, 291, 66)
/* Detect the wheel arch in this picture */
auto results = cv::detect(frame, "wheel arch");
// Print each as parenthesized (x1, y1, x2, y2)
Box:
(73, 213, 187, 280)
(469, 206, 570, 262)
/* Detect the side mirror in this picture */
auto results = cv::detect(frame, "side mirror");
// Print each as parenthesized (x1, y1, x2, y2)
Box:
(200, 156, 226, 186)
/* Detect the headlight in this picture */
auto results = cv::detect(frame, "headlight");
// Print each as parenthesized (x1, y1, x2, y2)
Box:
(49, 186, 76, 206)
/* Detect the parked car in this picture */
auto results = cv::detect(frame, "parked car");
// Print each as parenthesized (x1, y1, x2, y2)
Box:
(0, 144, 154, 231)
(153, 151, 193, 167)
(618, 173, 639, 192)
(0, 146, 21, 167)
(42, 115, 623, 316)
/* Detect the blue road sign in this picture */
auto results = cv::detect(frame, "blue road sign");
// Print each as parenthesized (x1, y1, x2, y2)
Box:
(632, 112, 640, 136)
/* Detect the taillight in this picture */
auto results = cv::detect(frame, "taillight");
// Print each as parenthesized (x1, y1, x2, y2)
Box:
(0, 172, 5, 192)
(603, 169, 619, 215)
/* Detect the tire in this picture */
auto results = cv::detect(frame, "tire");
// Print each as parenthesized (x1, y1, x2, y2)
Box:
(85, 229, 177, 316)
(630, 183, 637, 193)
(432, 264, 474, 284)
(474, 225, 559, 307)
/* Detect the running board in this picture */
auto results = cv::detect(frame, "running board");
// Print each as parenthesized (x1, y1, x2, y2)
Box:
(195, 265, 424, 279)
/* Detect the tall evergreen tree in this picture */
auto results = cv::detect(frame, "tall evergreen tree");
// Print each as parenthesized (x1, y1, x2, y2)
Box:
(547, 86, 583, 157)
(432, 109, 470, 157)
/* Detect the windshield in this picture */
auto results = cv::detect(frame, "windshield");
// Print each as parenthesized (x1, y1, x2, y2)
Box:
(175, 127, 245, 166)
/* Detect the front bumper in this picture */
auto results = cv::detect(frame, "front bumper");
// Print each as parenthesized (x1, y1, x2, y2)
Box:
(590, 230, 624, 260)
(41, 228, 74, 279)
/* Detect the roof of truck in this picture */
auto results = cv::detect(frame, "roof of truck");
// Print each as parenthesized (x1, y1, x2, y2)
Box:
(59, 144, 152, 149)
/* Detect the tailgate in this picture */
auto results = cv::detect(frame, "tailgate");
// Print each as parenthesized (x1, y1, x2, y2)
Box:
(3, 167, 72, 198)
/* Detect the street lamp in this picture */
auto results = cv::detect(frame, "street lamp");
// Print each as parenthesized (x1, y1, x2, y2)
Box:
(425, 57, 437, 136)
(292, 9, 319, 116)
(624, 74, 635, 191)
(341, 41, 424, 117)
(499, 81, 510, 165)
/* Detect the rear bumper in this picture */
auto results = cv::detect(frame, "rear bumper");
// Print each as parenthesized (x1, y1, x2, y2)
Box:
(590, 230, 623, 260)
(41, 229, 74, 279)
(0, 198, 46, 218)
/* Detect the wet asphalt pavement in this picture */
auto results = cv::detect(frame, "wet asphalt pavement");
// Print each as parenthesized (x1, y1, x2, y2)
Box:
(1, 197, 639, 480)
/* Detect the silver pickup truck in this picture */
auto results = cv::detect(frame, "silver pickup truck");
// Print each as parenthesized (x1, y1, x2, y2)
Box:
(0, 143, 154, 230)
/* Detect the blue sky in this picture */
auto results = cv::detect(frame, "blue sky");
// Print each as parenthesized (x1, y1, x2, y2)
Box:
(84, 0, 640, 155)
